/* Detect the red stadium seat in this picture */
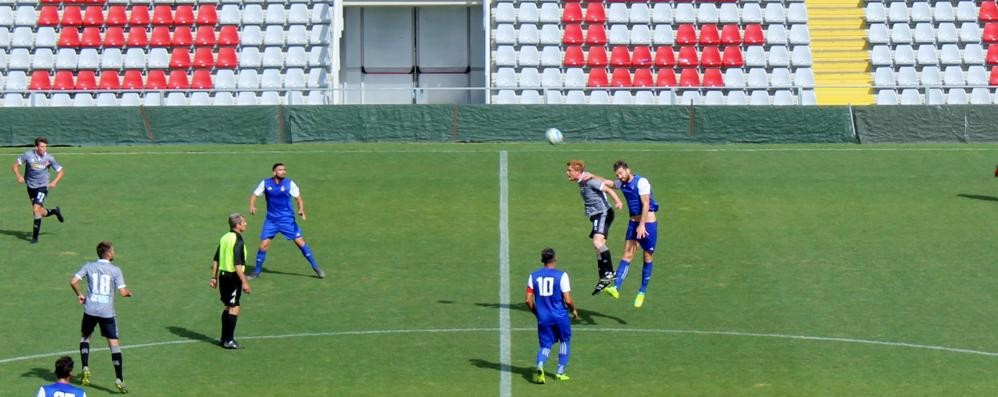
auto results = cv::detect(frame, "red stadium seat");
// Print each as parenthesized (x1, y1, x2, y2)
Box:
(610, 67, 631, 87)
(191, 69, 213, 89)
(122, 70, 144, 89)
(104, 26, 125, 47)
(215, 47, 238, 68)
(585, 24, 607, 45)
(609, 45, 631, 67)
(129, 6, 151, 26)
(75, 71, 97, 90)
(699, 24, 720, 45)
(145, 70, 167, 89)
(193, 47, 214, 68)
(126, 26, 148, 47)
(58, 28, 81, 48)
(990, 66, 998, 85)
(172, 26, 193, 47)
(655, 68, 677, 87)
(167, 70, 189, 89)
(83, 6, 104, 26)
(702, 68, 724, 87)
(174, 5, 195, 25)
(80, 27, 103, 48)
(563, 24, 584, 45)
(562, 3, 583, 23)
(106, 5, 128, 26)
(632, 68, 654, 87)
(196, 4, 218, 25)
(54, 71, 75, 90)
(679, 68, 700, 87)
(152, 5, 174, 25)
(654, 46, 675, 67)
(743, 24, 765, 45)
(564, 46, 585, 67)
(676, 24, 697, 45)
(587, 68, 609, 87)
(981, 1, 998, 22)
(988, 45, 998, 65)
(195, 26, 216, 47)
(150, 26, 171, 47)
(37, 6, 60, 27)
(218, 25, 239, 46)
(29, 71, 52, 90)
(677, 45, 698, 67)
(169, 48, 191, 68)
(585, 2, 606, 23)
(61, 6, 84, 27)
(587, 45, 608, 66)
(98, 70, 121, 90)
(720, 24, 741, 45)
(985, 23, 998, 43)
(700, 46, 722, 67)
(721, 45, 744, 67)
(631, 46, 652, 67)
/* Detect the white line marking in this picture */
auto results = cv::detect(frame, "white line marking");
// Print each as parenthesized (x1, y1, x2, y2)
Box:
(3, 327, 996, 366)
(497, 151, 512, 397)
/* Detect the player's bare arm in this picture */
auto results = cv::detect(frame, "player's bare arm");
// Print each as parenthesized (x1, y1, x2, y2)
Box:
(248, 195, 258, 215)
(525, 289, 536, 314)
(209, 260, 219, 289)
(11, 161, 23, 184)
(118, 287, 132, 298)
(235, 265, 251, 294)
(602, 184, 623, 209)
(49, 168, 64, 189)
(563, 292, 579, 320)
(70, 276, 86, 305)
(295, 196, 306, 220)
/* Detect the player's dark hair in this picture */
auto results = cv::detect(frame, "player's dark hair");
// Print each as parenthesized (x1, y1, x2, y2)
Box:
(613, 160, 629, 171)
(541, 248, 556, 264)
(272, 162, 284, 171)
(34, 137, 48, 147)
(96, 241, 113, 259)
(54, 356, 73, 379)
(228, 213, 245, 229)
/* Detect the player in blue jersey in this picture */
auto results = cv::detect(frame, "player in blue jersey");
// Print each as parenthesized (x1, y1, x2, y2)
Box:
(37, 356, 86, 397)
(11, 137, 65, 244)
(601, 160, 660, 308)
(247, 163, 325, 279)
(526, 248, 579, 384)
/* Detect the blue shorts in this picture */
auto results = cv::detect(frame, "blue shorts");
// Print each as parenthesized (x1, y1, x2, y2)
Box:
(537, 320, 572, 348)
(260, 218, 303, 240)
(625, 220, 658, 253)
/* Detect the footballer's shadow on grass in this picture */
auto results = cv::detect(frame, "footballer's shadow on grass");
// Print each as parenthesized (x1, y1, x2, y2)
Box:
(468, 359, 535, 382)
(166, 326, 217, 344)
(0, 229, 40, 242)
(257, 268, 316, 279)
(21, 368, 117, 394)
(474, 302, 627, 326)
(957, 193, 998, 202)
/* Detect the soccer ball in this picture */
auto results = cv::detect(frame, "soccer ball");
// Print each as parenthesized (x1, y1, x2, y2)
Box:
(545, 128, 564, 145)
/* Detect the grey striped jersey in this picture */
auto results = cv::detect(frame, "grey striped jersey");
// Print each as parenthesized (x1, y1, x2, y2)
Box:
(17, 150, 61, 189)
(578, 177, 610, 216)
(74, 260, 126, 318)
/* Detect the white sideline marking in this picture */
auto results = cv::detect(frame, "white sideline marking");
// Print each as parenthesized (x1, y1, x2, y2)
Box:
(4, 327, 997, 367)
(497, 151, 511, 397)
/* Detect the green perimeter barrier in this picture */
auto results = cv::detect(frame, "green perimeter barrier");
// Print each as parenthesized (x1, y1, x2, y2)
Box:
(853, 105, 998, 143)
(0, 105, 858, 146)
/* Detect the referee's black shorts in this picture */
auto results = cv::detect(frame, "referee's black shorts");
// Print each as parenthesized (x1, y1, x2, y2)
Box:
(218, 272, 242, 307)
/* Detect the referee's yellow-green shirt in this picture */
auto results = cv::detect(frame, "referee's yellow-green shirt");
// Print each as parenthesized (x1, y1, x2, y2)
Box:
(217, 232, 246, 273)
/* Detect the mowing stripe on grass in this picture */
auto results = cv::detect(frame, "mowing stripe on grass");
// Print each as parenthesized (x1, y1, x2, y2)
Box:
(4, 327, 997, 366)
(498, 151, 512, 397)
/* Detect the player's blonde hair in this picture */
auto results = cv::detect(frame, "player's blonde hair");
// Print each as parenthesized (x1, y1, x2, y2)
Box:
(566, 160, 585, 172)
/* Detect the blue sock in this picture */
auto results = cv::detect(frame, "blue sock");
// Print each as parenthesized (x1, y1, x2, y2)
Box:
(614, 260, 630, 289)
(299, 244, 319, 270)
(536, 347, 551, 369)
(557, 342, 570, 374)
(639, 262, 653, 293)
(254, 250, 266, 274)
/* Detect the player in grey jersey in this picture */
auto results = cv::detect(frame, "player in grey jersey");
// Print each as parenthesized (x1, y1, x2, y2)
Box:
(565, 160, 623, 298)
(11, 137, 64, 244)
(70, 241, 132, 394)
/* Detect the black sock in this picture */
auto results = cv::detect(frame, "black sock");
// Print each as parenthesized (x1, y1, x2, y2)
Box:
(80, 341, 90, 367)
(227, 313, 239, 341)
(220, 311, 230, 343)
(598, 250, 614, 278)
(111, 352, 123, 380)
(32, 218, 40, 240)
(45, 208, 54, 217)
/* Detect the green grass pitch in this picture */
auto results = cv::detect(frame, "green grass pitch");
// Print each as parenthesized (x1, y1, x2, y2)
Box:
(1, 143, 997, 396)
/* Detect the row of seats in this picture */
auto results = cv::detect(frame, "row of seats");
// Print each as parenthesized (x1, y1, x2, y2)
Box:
(868, 22, 984, 44)
(493, 89, 815, 106)
(495, 22, 809, 46)
(495, 1, 807, 25)
(9, 24, 328, 49)
(872, 64, 994, 86)
(33, 0, 322, 4)
(871, 43, 988, 65)
(0, 3, 330, 27)
(1, 46, 326, 69)
(5, 68, 329, 90)
(528, 44, 811, 67)
(875, 87, 996, 104)
(865, 1, 987, 23)
(495, 66, 814, 88)
(1, 90, 329, 107)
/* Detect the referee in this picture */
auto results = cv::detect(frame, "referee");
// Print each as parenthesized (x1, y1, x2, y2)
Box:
(209, 213, 252, 349)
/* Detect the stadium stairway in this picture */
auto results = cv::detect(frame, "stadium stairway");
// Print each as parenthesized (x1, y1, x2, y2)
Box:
(806, 0, 873, 105)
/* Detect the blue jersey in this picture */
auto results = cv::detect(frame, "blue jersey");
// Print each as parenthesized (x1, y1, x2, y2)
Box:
(527, 267, 572, 325)
(253, 178, 300, 221)
(37, 382, 86, 397)
(616, 174, 659, 217)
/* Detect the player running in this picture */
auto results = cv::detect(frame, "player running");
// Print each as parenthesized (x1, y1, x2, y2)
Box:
(11, 137, 64, 244)
(247, 163, 325, 279)
(566, 160, 623, 297)
(526, 248, 579, 384)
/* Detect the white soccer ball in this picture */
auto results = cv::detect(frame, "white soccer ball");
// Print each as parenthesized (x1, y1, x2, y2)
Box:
(545, 128, 564, 145)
